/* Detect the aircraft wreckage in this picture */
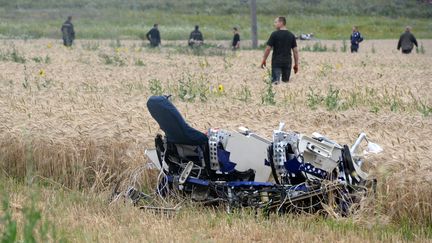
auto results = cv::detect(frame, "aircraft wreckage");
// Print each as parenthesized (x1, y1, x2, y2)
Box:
(117, 95, 381, 216)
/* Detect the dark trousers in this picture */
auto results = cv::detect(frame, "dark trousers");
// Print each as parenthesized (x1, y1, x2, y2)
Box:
(63, 36, 73, 47)
(149, 39, 160, 47)
(351, 45, 359, 53)
(272, 64, 292, 83)
(402, 49, 412, 54)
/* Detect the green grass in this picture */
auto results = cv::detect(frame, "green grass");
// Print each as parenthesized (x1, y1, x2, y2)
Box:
(301, 42, 333, 52)
(0, 180, 66, 242)
(1, 176, 432, 242)
(0, 47, 27, 63)
(304, 85, 432, 115)
(261, 70, 276, 105)
(1, 0, 430, 18)
(148, 78, 163, 96)
(99, 53, 126, 66)
(0, 0, 431, 40)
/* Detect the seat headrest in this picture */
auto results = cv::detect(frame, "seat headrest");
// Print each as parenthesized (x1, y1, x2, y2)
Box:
(147, 96, 208, 145)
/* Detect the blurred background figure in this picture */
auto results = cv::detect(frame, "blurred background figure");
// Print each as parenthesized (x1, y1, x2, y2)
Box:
(232, 27, 240, 50)
(61, 16, 75, 47)
(397, 26, 418, 54)
(350, 26, 363, 53)
(188, 25, 204, 47)
(146, 24, 161, 47)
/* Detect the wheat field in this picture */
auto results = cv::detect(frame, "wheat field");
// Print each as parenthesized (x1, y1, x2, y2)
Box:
(0, 39, 431, 242)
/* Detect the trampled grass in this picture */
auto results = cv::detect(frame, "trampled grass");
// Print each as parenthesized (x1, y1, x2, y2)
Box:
(0, 38, 431, 241)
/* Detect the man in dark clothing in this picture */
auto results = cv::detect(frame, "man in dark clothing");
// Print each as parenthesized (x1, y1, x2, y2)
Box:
(146, 24, 161, 47)
(61, 16, 75, 47)
(189, 25, 204, 47)
(350, 26, 363, 53)
(232, 27, 240, 50)
(261, 17, 299, 84)
(397, 26, 418, 54)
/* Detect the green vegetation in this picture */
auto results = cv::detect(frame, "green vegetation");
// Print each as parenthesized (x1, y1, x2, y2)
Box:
(99, 53, 126, 66)
(168, 44, 228, 56)
(1, 187, 64, 242)
(0, 0, 430, 18)
(148, 78, 163, 96)
(301, 42, 331, 52)
(1, 194, 17, 242)
(81, 41, 100, 51)
(237, 84, 252, 103)
(134, 58, 145, 66)
(31, 55, 51, 64)
(261, 70, 276, 105)
(324, 85, 340, 111)
(1, 172, 432, 242)
(340, 40, 348, 52)
(148, 71, 230, 102)
(306, 87, 323, 110)
(0, 48, 27, 63)
(305, 85, 432, 115)
(417, 42, 426, 54)
(176, 73, 209, 102)
(0, 0, 431, 40)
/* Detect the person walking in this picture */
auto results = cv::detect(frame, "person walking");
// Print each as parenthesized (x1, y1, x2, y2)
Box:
(61, 16, 75, 47)
(188, 25, 204, 47)
(261, 17, 299, 84)
(397, 26, 418, 54)
(146, 24, 161, 47)
(350, 26, 363, 53)
(232, 27, 240, 50)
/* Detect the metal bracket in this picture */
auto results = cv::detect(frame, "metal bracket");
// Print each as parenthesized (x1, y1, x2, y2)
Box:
(179, 161, 194, 185)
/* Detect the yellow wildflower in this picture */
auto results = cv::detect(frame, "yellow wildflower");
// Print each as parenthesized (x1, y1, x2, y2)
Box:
(47, 43, 53, 48)
(218, 84, 224, 93)
(39, 69, 45, 77)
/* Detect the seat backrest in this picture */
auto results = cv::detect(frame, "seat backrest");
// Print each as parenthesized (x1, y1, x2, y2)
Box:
(147, 96, 208, 146)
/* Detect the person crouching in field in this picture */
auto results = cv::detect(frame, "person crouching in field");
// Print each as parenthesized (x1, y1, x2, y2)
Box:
(61, 16, 75, 47)
(397, 26, 418, 54)
(350, 26, 363, 53)
(261, 16, 299, 84)
(189, 25, 204, 47)
(146, 24, 161, 47)
(232, 27, 240, 51)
